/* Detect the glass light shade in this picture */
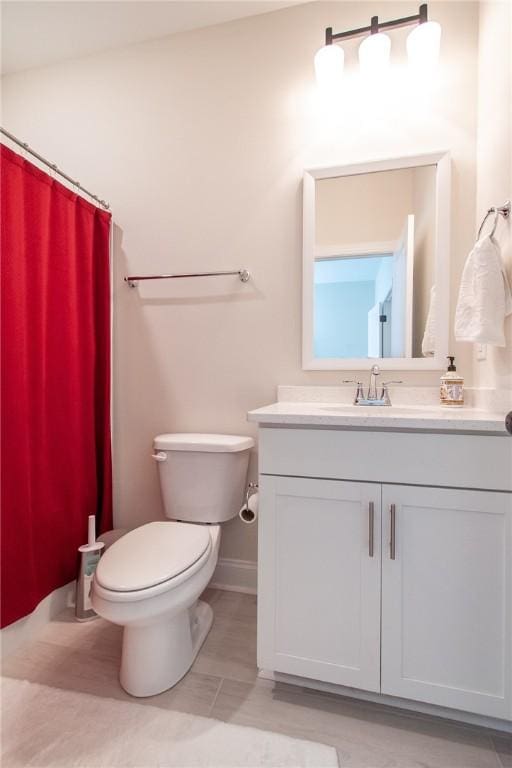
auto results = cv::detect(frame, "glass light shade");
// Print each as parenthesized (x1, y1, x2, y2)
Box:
(407, 21, 441, 73)
(314, 44, 344, 90)
(358, 33, 391, 78)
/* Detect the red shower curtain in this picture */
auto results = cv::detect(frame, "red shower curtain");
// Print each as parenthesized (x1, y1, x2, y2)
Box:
(1, 144, 112, 627)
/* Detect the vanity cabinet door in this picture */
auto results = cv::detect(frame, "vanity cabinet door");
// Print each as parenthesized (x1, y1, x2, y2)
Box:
(381, 485, 512, 719)
(258, 476, 381, 692)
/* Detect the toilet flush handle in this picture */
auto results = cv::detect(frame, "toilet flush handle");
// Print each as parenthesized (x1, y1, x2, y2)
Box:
(151, 451, 167, 462)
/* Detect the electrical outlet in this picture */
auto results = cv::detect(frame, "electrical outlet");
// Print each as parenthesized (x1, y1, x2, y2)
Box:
(476, 343, 487, 361)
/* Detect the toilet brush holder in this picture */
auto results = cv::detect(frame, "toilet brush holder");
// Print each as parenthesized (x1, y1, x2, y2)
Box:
(75, 515, 105, 622)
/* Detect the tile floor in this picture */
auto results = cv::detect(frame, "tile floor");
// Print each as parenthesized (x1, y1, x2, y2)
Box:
(2, 588, 511, 768)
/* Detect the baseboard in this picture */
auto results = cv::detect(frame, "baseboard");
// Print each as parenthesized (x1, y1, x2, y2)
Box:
(210, 558, 257, 595)
(1, 581, 75, 659)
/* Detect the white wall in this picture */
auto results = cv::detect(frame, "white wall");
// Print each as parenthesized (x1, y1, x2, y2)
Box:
(473, 0, 512, 393)
(1, 1, 482, 562)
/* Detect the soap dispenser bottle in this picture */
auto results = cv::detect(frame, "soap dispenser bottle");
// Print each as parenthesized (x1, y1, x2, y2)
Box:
(440, 356, 464, 407)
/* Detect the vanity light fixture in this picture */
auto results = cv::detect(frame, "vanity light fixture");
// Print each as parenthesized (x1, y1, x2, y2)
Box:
(358, 30, 391, 78)
(406, 15, 442, 75)
(315, 3, 441, 86)
(314, 40, 345, 90)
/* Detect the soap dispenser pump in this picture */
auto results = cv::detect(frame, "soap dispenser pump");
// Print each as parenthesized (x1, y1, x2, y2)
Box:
(440, 356, 464, 407)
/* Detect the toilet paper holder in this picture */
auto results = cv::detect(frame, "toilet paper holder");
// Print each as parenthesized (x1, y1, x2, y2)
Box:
(245, 482, 258, 508)
(239, 482, 259, 524)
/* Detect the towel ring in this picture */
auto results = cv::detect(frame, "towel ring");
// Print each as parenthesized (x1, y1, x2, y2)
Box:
(477, 200, 511, 240)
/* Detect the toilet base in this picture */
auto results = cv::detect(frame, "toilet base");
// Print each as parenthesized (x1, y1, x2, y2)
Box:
(119, 600, 213, 697)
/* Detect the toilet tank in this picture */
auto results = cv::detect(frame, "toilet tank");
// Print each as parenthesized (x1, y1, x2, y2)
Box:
(153, 434, 254, 523)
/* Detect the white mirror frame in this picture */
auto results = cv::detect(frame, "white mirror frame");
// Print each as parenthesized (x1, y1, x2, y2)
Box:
(303, 151, 451, 370)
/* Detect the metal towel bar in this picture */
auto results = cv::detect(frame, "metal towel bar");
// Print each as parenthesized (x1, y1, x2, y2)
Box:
(477, 200, 511, 239)
(124, 269, 250, 288)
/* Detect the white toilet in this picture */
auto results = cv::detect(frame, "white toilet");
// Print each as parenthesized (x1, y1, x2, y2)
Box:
(91, 433, 254, 697)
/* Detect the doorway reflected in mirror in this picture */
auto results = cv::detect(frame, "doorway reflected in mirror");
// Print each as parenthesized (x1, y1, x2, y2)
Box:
(314, 211, 414, 360)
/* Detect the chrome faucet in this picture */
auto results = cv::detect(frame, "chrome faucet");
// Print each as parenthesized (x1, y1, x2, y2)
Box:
(368, 364, 380, 401)
(344, 365, 402, 406)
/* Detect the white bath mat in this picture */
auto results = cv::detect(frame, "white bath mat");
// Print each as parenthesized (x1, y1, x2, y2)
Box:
(1, 678, 338, 768)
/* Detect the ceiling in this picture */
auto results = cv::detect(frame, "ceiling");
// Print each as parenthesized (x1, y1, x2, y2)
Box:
(1, 1, 303, 75)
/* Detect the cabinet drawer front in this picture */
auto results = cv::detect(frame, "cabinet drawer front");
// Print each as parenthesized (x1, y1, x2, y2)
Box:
(257, 476, 381, 692)
(259, 427, 512, 491)
(381, 485, 512, 720)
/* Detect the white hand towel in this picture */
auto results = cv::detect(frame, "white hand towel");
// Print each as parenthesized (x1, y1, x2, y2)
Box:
(422, 285, 436, 357)
(454, 235, 512, 347)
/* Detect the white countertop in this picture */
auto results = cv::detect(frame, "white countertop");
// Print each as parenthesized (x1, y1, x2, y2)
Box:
(247, 401, 510, 434)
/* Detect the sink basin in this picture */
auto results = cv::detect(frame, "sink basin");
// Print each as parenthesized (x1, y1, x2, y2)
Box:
(320, 405, 361, 414)
(320, 404, 449, 416)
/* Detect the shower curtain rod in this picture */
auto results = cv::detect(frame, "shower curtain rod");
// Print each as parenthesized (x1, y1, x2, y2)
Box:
(0, 126, 110, 210)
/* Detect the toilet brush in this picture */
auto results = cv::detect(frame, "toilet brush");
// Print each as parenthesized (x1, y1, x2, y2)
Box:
(75, 515, 105, 621)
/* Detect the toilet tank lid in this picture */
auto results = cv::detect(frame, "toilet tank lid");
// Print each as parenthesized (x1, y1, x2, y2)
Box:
(153, 433, 254, 453)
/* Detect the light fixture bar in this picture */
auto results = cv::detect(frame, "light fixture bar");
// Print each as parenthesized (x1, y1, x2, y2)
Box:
(325, 3, 428, 45)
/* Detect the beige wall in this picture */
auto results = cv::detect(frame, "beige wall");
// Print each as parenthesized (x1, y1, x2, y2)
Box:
(473, 0, 512, 392)
(315, 168, 414, 246)
(2, 2, 483, 562)
(412, 165, 437, 356)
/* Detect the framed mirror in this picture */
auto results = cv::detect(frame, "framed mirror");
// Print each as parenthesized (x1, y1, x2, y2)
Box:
(303, 152, 450, 370)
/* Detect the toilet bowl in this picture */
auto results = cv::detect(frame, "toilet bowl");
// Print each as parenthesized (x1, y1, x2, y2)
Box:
(92, 433, 253, 697)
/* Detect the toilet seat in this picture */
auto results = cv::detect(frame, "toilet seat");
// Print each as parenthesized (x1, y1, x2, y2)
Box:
(95, 521, 211, 598)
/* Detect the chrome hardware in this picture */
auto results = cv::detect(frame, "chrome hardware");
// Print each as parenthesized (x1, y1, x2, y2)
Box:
(343, 380, 364, 405)
(151, 452, 167, 462)
(380, 381, 403, 406)
(368, 501, 375, 558)
(367, 364, 380, 401)
(0, 126, 110, 209)
(244, 482, 259, 511)
(125, 269, 250, 288)
(390, 504, 396, 560)
(477, 200, 510, 240)
(240, 482, 259, 524)
(345, 366, 403, 406)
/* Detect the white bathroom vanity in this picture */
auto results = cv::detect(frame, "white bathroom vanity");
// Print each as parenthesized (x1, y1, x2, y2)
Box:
(248, 389, 512, 729)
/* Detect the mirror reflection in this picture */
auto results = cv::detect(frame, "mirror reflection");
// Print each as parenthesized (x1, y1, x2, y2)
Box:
(314, 165, 437, 359)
